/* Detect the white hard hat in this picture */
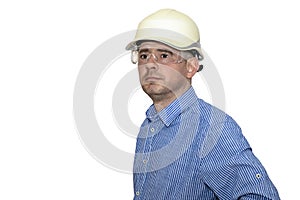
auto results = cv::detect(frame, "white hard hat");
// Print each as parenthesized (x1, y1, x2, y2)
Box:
(126, 9, 204, 60)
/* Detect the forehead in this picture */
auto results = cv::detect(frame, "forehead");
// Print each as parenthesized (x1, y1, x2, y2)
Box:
(139, 41, 179, 52)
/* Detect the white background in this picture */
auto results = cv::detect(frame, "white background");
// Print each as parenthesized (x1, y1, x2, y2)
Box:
(1, 0, 299, 199)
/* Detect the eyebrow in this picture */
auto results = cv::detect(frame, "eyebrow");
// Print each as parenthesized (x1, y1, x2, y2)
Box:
(138, 48, 174, 55)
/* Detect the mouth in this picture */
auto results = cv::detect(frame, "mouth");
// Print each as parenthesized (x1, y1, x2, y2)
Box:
(144, 76, 162, 82)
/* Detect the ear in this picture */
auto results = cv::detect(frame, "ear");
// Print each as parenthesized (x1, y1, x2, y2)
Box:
(186, 57, 199, 79)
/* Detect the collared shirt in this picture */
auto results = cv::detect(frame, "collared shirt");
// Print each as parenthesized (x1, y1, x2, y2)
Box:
(133, 87, 280, 199)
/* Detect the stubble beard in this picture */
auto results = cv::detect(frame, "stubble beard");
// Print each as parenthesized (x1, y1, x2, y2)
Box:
(142, 83, 175, 103)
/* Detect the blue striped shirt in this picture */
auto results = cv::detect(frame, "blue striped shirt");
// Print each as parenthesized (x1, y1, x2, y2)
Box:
(133, 87, 280, 199)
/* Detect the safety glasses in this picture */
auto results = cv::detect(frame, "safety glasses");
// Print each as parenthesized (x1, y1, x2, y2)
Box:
(131, 48, 192, 65)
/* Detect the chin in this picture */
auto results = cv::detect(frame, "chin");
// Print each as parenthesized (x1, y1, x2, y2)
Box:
(142, 84, 171, 96)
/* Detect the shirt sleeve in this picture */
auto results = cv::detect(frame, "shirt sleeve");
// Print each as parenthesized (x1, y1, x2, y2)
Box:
(200, 121, 280, 199)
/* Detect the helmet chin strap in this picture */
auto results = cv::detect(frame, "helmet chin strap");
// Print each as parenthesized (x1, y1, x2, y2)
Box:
(198, 64, 203, 72)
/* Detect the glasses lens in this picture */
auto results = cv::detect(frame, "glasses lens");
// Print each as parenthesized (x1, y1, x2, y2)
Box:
(138, 50, 181, 64)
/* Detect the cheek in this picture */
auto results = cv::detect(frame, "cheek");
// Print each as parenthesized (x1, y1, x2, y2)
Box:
(137, 65, 148, 85)
(175, 65, 188, 77)
(161, 69, 187, 90)
(137, 65, 145, 76)
(164, 65, 187, 80)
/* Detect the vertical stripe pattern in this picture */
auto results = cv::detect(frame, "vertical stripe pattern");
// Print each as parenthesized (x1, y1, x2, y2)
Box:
(133, 87, 280, 200)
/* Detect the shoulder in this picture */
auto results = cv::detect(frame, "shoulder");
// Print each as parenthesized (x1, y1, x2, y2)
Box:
(192, 98, 237, 126)
(194, 99, 250, 159)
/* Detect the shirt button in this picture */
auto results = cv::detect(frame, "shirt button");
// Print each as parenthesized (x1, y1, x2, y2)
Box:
(150, 127, 155, 132)
(143, 159, 148, 164)
(136, 191, 140, 196)
(256, 173, 262, 179)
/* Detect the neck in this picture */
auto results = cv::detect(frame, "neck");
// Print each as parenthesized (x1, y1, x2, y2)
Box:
(152, 86, 190, 112)
(153, 94, 176, 112)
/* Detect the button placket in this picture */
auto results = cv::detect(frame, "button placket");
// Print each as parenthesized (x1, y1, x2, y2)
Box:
(136, 123, 155, 198)
(142, 130, 153, 171)
(135, 120, 161, 198)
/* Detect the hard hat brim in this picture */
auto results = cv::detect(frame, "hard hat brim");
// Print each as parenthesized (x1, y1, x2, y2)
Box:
(126, 38, 204, 60)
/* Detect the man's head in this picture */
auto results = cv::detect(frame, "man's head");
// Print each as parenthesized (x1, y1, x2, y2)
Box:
(126, 9, 203, 107)
(136, 41, 199, 103)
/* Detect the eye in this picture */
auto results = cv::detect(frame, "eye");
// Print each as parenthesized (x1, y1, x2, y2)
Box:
(139, 53, 148, 60)
(160, 53, 170, 59)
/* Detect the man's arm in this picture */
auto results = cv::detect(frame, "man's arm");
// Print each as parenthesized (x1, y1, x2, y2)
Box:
(200, 121, 280, 199)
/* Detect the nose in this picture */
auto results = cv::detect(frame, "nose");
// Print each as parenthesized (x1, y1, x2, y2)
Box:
(143, 53, 159, 70)
(147, 53, 158, 63)
(144, 62, 158, 71)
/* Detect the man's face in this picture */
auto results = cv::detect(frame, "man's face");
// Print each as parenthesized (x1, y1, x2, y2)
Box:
(137, 42, 191, 100)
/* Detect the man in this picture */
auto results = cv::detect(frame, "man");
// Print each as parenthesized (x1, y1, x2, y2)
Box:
(126, 9, 280, 199)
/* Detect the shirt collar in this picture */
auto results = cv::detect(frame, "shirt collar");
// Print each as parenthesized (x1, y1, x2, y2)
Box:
(145, 87, 198, 127)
